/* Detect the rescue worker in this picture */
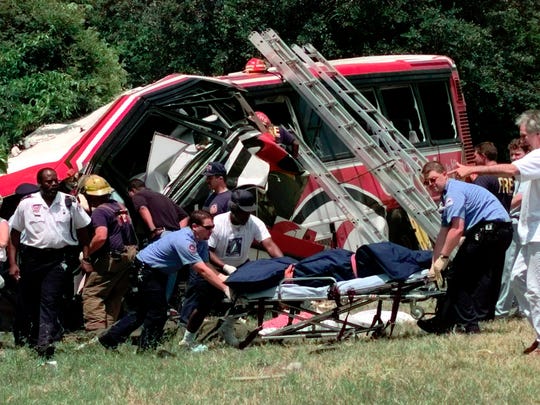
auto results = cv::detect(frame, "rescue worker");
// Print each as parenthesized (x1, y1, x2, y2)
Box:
(180, 189, 283, 348)
(417, 161, 512, 334)
(8, 167, 91, 358)
(97, 210, 229, 351)
(80, 175, 138, 332)
(254, 111, 299, 158)
(127, 178, 188, 243)
(201, 162, 232, 216)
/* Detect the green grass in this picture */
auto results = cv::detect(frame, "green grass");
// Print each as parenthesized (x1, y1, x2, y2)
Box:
(0, 317, 539, 405)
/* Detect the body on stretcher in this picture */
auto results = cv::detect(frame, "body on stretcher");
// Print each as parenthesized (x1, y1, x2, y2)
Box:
(225, 269, 444, 349)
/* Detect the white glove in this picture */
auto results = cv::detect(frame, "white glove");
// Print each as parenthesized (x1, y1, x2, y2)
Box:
(223, 286, 232, 300)
(223, 264, 237, 275)
(428, 256, 449, 284)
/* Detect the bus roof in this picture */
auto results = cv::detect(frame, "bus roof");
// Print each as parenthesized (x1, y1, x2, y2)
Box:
(222, 54, 456, 88)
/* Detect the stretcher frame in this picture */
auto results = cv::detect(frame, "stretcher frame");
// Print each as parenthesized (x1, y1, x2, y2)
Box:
(222, 273, 444, 349)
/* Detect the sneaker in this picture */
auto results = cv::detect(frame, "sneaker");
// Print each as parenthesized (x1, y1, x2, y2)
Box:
(190, 344, 208, 353)
(38, 360, 58, 370)
(178, 340, 208, 353)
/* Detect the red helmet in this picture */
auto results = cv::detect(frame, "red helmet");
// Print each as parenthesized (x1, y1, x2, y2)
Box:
(255, 111, 272, 126)
(245, 58, 267, 73)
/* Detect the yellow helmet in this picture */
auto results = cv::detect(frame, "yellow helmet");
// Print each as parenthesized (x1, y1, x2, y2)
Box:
(83, 175, 114, 196)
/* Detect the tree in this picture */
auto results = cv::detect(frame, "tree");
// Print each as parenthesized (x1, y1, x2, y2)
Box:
(0, 0, 126, 171)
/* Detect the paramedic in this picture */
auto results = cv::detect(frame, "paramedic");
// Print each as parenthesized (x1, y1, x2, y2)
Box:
(179, 189, 283, 348)
(8, 167, 91, 358)
(97, 210, 229, 351)
(452, 110, 540, 354)
(417, 161, 512, 335)
(79, 175, 138, 332)
(202, 162, 232, 216)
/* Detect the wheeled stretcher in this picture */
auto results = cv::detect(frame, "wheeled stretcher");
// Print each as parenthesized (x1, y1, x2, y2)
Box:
(224, 269, 443, 349)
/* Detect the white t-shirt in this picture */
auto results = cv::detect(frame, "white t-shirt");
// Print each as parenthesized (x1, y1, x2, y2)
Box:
(514, 148, 540, 244)
(209, 212, 270, 267)
(10, 191, 91, 249)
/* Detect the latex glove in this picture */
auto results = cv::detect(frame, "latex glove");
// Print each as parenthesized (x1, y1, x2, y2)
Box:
(223, 286, 232, 301)
(222, 264, 237, 275)
(429, 256, 449, 284)
(218, 273, 229, 282)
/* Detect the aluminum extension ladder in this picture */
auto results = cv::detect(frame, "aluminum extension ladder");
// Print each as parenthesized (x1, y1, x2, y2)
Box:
(249, 29, 441, 241)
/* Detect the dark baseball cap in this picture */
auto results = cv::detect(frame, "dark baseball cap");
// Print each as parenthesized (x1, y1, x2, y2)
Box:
(231, 189, 256, 212)
(202, 162, 227, 176)
(15, 183, 39, 196)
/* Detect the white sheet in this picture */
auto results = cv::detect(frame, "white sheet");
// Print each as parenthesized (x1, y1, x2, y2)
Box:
(240, 270, 429, 301)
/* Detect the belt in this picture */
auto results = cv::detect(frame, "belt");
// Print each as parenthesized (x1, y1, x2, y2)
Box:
(21, 245, 70, 254)
(468, 220, 512, 235)
(107, 245, 137, 259)
(134, 257, 152, 270)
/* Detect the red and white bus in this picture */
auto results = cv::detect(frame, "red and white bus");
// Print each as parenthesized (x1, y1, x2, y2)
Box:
(0, 54, 473, 255)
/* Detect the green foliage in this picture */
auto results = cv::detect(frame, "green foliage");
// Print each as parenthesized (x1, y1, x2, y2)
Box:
(0, 0, 126, 170)
(2, 0, 538, 167)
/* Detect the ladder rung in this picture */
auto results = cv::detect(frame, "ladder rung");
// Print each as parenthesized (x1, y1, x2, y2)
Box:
(250, 29, 440, 241)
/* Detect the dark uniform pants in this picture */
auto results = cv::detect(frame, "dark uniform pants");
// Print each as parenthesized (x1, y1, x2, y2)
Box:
(100, 262, 168, 350)
(438, 221, 513, 328)
(18, 245, 70, 353)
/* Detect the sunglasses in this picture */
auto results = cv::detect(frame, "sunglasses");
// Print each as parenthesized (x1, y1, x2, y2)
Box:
(200, 224, 215, 230)
(423, 177, 439, 186)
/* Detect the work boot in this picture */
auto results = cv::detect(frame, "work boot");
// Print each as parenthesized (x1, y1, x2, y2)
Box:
(417, 317, 451, 335)
(36, 345, 55, 360)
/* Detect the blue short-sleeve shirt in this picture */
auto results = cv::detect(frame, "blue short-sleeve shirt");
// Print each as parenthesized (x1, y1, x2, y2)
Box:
(136, 227, 209, 274)
(440, 179, 510, 230)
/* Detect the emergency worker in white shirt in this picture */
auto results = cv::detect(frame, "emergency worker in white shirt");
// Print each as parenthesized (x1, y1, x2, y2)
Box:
(8, 167, 91, 359)
(179, 189, 283, 348)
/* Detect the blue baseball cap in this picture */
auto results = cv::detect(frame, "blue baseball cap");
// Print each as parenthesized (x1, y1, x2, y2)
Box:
(202, 162, 227, 176)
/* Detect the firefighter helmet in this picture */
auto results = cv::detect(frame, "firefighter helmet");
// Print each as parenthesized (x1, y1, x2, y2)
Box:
(83, 175, 114, 196)
(255, 111, 272, 127)
(244, 58, 267, 73)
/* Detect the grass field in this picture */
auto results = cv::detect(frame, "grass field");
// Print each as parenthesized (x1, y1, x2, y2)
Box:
(0, 313, 539, 405)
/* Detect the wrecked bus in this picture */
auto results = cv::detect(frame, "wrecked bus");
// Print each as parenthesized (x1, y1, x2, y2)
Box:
(0, 53, 473, 256)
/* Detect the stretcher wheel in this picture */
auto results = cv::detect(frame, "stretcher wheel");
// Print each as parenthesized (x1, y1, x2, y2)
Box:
(410, 305, 425, 320)
(371, 325, 386, 339)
